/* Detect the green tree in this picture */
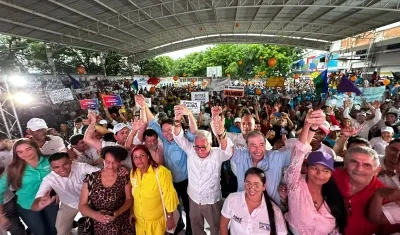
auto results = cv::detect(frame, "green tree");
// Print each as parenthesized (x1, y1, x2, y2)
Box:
(134, 56, 174, 77)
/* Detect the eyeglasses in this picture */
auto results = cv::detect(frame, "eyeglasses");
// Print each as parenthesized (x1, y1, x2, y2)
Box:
(132, 154, 147, 161)
(193, 144, 208, 151)
(244, 182, 263, 191)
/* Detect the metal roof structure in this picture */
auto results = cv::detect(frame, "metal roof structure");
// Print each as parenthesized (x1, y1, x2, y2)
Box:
(0, 0, 400, 61)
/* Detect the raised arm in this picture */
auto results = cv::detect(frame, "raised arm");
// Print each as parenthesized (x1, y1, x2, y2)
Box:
(125, 117, 146, 150)
(84, 113, 102, 151)
(136, 94, 155, 122)
(174, 105, 198, 134)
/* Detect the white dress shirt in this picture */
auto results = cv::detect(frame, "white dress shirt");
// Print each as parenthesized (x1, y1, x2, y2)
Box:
(40, 135, 67, 155)
(73, 126, 84, 135)
(221, 191, 288, 235)
(35, 162, 100, 209)
(370, 137, 392, 155)
(343, 107, 382, 139)
(73, 147, 101, 166)
(173, 130, 233, 205)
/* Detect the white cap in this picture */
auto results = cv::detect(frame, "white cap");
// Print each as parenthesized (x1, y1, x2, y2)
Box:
(234, 117, 241, 123)
(27, 118, 48, 131)
(357, 111, 367, 116)
(112, 123, 129, 134)
(307, 104, 312, 108)
(330, 125, 341, 131)
(99, 120, 108, 125)
(354, 105, 361, 110)
(319, 121, 330, 134)
(366, 110, 372, 115)
(381, 126, 394, 134)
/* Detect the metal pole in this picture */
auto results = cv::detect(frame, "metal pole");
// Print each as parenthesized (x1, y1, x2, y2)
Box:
(4, 78, 23, 137)
(0, 98, 11, 138)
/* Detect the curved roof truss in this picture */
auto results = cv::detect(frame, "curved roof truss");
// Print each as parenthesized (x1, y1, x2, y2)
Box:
(0, 0, 399, 61)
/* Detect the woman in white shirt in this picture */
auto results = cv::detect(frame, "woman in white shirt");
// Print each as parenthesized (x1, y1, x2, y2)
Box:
(370, 126, 394, 155)
(220, 167, 287, 235)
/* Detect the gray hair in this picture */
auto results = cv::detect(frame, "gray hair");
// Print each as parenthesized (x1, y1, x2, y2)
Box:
(245, 131, 265, 144)
(345, 146, 380, 168)
(195, 130, 212, 144)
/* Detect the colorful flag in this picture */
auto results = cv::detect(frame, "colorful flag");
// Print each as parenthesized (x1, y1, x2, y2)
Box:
(314, 69, 328, 94)
(67, 73, 81, 89)
(337, 76, 363, 96)
(131, 80, 139, 92)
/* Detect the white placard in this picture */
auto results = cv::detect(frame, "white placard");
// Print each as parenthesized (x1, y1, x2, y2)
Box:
(207, 66, 222, 77)
(209, 78, 231, 91)
(180, 100, 201, 114)
(191, 92, 209, 105)
(47, 88, 74, 104)
(144, 98, 152, 107)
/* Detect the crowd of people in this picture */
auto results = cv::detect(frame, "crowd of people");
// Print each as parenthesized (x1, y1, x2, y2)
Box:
(0, 76, 399, 235)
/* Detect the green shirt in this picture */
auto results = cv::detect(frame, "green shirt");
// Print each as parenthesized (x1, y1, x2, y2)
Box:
(0, 156, 51, 209)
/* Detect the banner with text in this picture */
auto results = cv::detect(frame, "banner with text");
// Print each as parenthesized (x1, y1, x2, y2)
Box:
(102, 95, 123, 108)
(48, 88, 74, 104)
(223, 86, 245, 98)
(180, 100, 201, 114)
(191, 92, 209, 105)
(79, 98, 99, 109)
(266, 77, 285, 87)
(209, 78, 231, 91)
(325, 86, 386, 107)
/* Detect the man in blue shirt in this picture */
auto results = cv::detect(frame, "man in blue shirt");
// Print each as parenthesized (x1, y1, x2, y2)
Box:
(227, 118, 242, 133)
(137, 95, 196, 235)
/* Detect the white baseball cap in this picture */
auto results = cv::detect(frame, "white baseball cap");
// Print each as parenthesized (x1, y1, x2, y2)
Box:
(234, 117, 241, 123)
(27, 118, 48, 131)
(357, 111, 367, 116)
(319, 121, 331, 134)
(112, 123, 129, 134)
(381, 126, 394, 134)
(330, 125, 341, 131)
(99, 120, 108, 125)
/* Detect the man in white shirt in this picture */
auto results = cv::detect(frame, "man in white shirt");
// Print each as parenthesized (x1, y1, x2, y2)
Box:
(173, 105, 233, 235)
(27, 118, 67, 155)
(73, 118, 88, 135)
(370, 126, 394, 155)
(69, 134, 102, 166)
(31, 152, 100, 235)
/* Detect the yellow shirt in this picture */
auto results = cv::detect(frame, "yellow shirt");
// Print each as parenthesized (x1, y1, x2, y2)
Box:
(130, 165, 179, 222)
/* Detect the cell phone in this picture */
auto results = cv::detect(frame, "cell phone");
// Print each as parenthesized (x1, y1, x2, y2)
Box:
(274, 112, 282, 118)
(50, 189, 57, 197)
(280, 128, 286, 135)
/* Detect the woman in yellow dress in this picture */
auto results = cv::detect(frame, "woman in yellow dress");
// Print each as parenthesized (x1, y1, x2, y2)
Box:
(130, 144, 179, 235)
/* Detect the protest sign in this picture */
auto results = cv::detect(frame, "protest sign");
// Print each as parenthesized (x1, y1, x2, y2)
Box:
(209, 78, 231, 91)
(266, 77, 284, 87)
(79, 98, 99, 109)
(180, 100, 201, 114)
(144, 98, 152, 107)
(102, 95, 123, 108)
(47, 88, 74, 104)
(191, 92, 209, 105)
(223, 86, 245, 97)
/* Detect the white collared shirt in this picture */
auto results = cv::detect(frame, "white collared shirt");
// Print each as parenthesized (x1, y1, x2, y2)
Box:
(40, 135, 67, 155)
(35, 162, 100, 209)
(73, 126, 84, 135)
(370, 137, 392, 155)
(173, 130, 233, 205)
(73, 147, 100, 166)
(221, 191, 288, 235)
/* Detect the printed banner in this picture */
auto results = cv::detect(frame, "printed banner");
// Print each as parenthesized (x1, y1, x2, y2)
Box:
(209, 78, 231, 91)
(79, 98, 99, 109)
(223, 86, 245, 98)
(180, 100, 201, 114)
(266, 77, 285, 87)
(191, 92, 209, 105)
(47, 88, 74, 104)
(102, 95, 123, 108)
(144, 98, 152, 107)
(326, 86, 386, 107)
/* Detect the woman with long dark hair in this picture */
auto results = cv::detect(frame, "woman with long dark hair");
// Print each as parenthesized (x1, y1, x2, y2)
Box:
(220, 167, 288, 235)
(284, 109, 347, 234)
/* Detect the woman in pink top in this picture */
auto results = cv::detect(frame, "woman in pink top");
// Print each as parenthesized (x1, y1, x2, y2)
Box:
(284, 109, 347, 235)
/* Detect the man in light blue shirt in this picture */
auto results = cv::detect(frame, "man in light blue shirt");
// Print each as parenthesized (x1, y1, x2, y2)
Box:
(231, 131, 291, 206)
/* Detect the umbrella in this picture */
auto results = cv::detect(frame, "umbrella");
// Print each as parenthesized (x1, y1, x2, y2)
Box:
(147, 77, 160, 85)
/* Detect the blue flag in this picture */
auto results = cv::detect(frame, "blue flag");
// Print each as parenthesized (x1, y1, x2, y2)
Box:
(314, 70, 328, 94)
(67, 73, 81, 89)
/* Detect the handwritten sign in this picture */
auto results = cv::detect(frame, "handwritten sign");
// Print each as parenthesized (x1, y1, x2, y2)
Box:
(223, 86, 245, 97)
(180, 100, 201, 114)
(47, 88, 74, 104)
(144, 98, 152, 107)
(79, 98, 99, 109)
(266, 77, 285, 87)
(102, 95, 123, 108)
(191, 92, 209, 105)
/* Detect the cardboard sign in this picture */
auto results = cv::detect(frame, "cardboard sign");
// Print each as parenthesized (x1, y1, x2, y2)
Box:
(266, 77, 285, 87)
(47, 88, 74, 104)
(210, 78, 231, 91)
(144, 98, 152, 107)
(102, 95, 123, 108)
(223, 86, 245, 97)
(191, 92, 209, 105)
(180, 100, 201, 114)
(79, 98, 99, 109)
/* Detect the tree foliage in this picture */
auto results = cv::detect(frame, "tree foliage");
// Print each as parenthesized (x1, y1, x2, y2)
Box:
(0, 35, 303, 77)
